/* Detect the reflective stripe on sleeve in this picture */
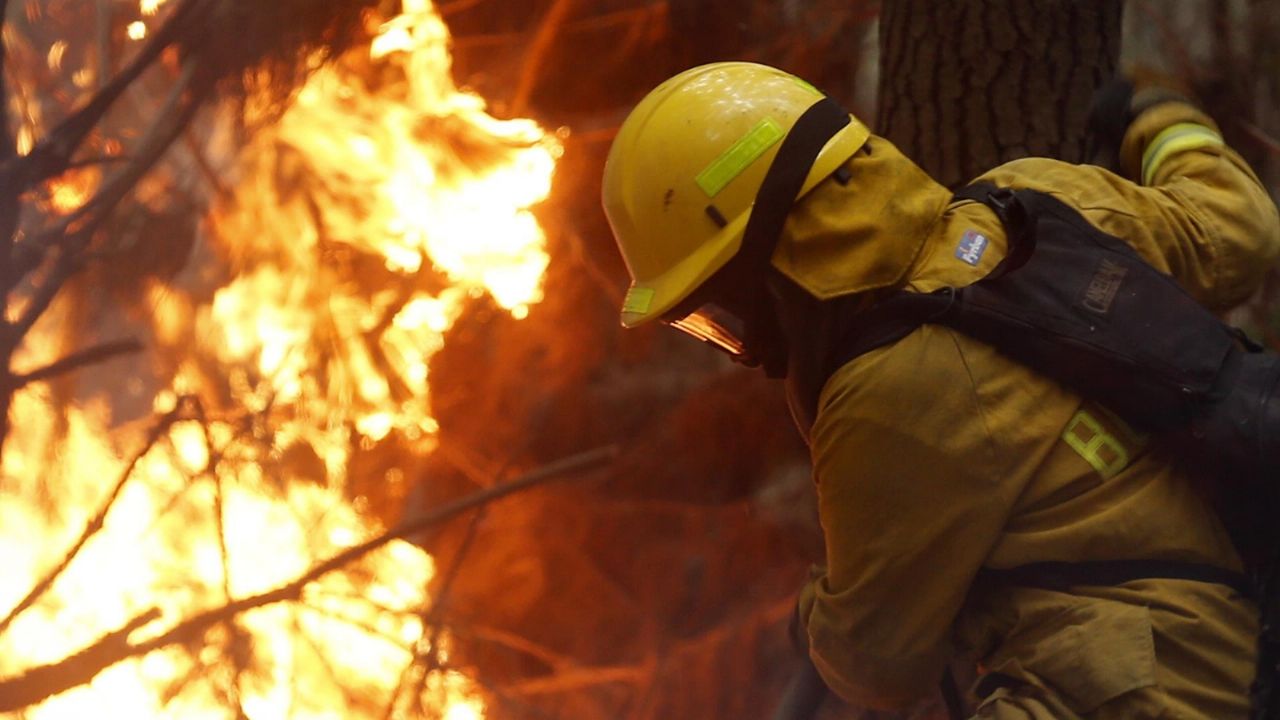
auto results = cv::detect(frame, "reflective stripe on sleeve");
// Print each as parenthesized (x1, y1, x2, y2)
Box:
(1140, 122, 1224, 186)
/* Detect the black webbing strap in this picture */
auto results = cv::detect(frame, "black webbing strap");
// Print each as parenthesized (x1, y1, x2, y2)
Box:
(941, 668, 967, 719)
(951, 182, 1035, 280)
(826, 289, 955, 374)
(980, 559, 1254, 599)
(823, 182, 1032, 380)
(732, 97, 851, 274)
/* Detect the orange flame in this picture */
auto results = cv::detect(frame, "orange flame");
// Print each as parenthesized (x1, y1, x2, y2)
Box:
(205, 0, 560, 449)
(1, 0, 561, 716)
(43, 166, 101, 215)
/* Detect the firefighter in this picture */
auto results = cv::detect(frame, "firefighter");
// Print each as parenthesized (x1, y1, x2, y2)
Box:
(601, 62, 1280, 718)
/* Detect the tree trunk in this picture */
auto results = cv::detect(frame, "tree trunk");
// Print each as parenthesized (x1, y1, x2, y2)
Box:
(846, 3, 1124, 718)
(877, 0, 1122, 188)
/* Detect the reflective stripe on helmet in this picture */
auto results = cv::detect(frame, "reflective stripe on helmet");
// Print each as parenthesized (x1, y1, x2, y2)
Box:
(695, 118, 786, 198)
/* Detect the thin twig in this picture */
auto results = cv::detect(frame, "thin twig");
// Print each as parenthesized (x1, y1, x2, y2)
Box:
(6, 69, 196, 320)
(297, 601, 413, 648)
(62, 155, 133, 171)
(203, 404, 250, 719)
(510, 0, 579, 116)
(6, 249, 77, 347)
(0, 0, 210, 193)
(390, 442, 536, 715)
(0, 445, 619, 712)
(33, 60, 202, 248)
(0, 401, 192, 637)
(182, 129, 230, 199)
(0, 0, 13, 157)
(1239, 119, 1280, 155)
(438, 0, 490, 16)
(6, 61, 205, 335)
(0, 609, 162, 712)
(8, 338, 143, 389)
(0, 0, 18, 323)
(451, 621, 575, 670)
(408, 507, 488, 715)
(96, 0, 112, 91)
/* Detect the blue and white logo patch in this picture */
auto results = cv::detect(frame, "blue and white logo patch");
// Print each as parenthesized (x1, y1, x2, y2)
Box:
(955, 230, 989, 267)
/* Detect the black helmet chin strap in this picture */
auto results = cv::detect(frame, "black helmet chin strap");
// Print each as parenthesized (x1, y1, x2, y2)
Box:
(736, 96, 851, 271)
(720, 97, 853, 377)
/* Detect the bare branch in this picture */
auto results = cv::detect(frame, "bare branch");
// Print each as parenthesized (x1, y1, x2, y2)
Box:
(31, 60, 202, 249)
(7, 62, 204, 338)
(510, 0, 580, 116)
(0, 402, 190, 637)
(8, 338, 143, 389)
(1239, 119, 1280, 156)
(0, 0, 13, 158)
(5, 250, 77, 349)
(95, 0, 113, 91)
(385, 502, 490, 718)
(182, 130, 231, 199)
(502, 664, 650, 696)
(0, 0, 18, 300)
(0, 609, 162, 712)
(451, 621, 576, 670)
(438, 0, 491, 16)
(0, 445, 619, 712)
(0, 0, 211, 193)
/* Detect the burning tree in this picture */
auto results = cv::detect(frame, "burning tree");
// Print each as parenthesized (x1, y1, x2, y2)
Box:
(0, 0, 613, 717)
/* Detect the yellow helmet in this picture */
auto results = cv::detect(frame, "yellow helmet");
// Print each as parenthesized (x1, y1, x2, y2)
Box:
(602, 62, 870, 333)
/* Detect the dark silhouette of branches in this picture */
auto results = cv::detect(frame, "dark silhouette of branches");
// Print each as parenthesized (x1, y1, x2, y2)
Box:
(0, 0, 210, 198)
(0, 444, 618, 713)
(0, 399, 195, 638)
(6, 338, 143, 389)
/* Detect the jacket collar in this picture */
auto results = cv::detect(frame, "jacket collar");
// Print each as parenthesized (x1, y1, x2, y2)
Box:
(771, 135, 951, 300)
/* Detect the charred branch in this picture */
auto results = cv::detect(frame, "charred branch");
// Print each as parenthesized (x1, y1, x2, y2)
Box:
(7, 337, 144, 389)
(510, 0, 579, 116)
(0, 0, 17, 316)
(0, 400, 192, 638)
(0, 608, 163, 712)
(0, 0, 210, 196)
(0, 445, 618, 712)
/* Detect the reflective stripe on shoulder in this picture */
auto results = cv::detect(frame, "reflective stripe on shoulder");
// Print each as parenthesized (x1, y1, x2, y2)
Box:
(1140, 122, 1224, 186)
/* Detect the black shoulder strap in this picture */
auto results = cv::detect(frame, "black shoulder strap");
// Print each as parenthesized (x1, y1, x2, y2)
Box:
(826, 289, 954, 369)
(721, 97, 852, 378)
(735, 97, 852, 274)
(823, 182, 1021, 376)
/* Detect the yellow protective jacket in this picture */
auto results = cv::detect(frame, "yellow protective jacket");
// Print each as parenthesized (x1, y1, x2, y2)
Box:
(786, 101, 1280, 718)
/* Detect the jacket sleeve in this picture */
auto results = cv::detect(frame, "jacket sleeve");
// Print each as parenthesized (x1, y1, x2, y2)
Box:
(1110, 100, 1280, 311)
(795, 326, 1024, 710)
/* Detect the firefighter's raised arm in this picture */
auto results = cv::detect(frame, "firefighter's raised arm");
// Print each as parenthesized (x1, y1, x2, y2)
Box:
(1103, 77, 1280, 310)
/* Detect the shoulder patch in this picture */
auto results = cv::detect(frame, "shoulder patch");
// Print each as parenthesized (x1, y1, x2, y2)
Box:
(955, 230, 989, 267)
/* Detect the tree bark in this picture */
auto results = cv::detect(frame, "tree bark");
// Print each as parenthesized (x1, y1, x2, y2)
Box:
(877, 0, 1122, 188)
(856, 3, 1123, 717)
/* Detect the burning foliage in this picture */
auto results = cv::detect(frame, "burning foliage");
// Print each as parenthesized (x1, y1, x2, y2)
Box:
(0, 0, 571, 717)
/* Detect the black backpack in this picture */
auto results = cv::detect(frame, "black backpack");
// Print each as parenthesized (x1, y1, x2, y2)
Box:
(813, 183, 1280, 718)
